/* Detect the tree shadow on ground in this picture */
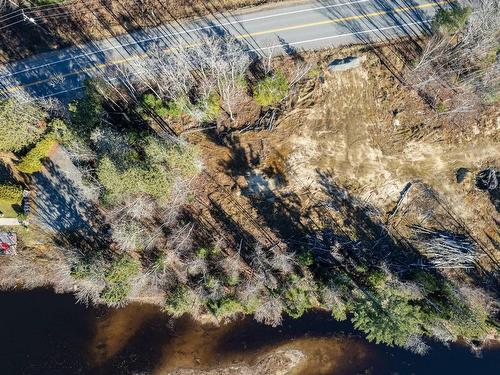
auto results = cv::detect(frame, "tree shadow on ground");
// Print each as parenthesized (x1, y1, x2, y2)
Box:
(316, 171, 500, 300)
(0, 161, 14, 184)
(30, 159, 111, 250)
(218, 135, 313, 251)
(310, 170, 424, 276)
(218, 135, 421, 274)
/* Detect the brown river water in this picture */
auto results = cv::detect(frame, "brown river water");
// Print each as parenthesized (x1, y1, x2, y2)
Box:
(0, 289, 497, 375)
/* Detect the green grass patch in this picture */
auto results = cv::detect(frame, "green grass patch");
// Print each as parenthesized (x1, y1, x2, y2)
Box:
(0, 200, 19, 218)
(0, 183, 23, 218)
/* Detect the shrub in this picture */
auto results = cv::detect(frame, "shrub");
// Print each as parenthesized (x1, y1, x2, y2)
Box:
(284, 285, 313, 318)
(49, 118, 74, 144)
(204, 275, 219, 289)
(351, 294, 423, 346)
(96, 134, 201, 205)
(435, 101, 447, 113)
(367, 270, 387, 289)
(145, 137, 201, 177)
(196, 91, 221, 121)
(428, 284, 493, 341)
(483, 90, 500, 105)
(196, 247, 209, 258)
(208, 297, 244, 319)
(196, 246, 221, 259)
(226, 274, 240, 286)
(205, 92, 222, 121)
(283, 275, 316, 319)
(17, 133, 57, 174)
(164, 286, 196, 317)
(68, 79, 105, 133)
(90, 127, 132, 161)
(141, 93, 188, 118)
(97, 157, 173, 204)
(70, 252, 103, 280)
(297, 249, 314, 267)
(447, 304, 492, 341)
(0, 99, 47, 152)
(0, 184, 22, 203)
(253, 72, 289, 107)
(141, 93, 163, 113)
(433, 6, 471, 33)
(332, 304, 348, 321)
(100, 255, 140, 306)
(164, 98, 189, 118)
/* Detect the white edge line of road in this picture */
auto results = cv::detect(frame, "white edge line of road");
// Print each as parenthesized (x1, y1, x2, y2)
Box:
(0, 0, 374, 79)
(18, 19, 430, 102)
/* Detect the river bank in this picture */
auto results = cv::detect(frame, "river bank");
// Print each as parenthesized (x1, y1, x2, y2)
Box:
(0, 289, 498, 375)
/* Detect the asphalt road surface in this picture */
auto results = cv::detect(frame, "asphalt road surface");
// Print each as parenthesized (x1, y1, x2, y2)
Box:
(0, 0, 451, 101)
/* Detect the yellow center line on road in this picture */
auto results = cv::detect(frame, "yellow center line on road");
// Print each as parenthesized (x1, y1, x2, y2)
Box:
(2, 1, 447, 94)
(234, 1, 447, 38)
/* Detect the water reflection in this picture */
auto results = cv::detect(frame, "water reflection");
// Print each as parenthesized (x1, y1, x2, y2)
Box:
(0, 289, 498, 375)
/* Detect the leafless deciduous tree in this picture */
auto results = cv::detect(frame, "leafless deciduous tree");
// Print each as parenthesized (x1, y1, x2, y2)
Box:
(406, 0, 499, 117)
(219, 253, 242, 283)
(90, 127, 132, 158)
(403, 334, 430, 355)
(269, 248, 296, 275)
(74, 277, 105, 306)
(186, 256, 207, 277)
(429, 322, 455, 345)
(262, 41, 278, 75)
(319, 284, 345, 310)
(112, 220, 148, 253)
(289, 61, 313, 86)
(192, 38, 250, 121)
(237, 275, 264, 303)
(254, 292, 284, 327)
(250, 244, 279, 289)
(101, 36, 250, 123)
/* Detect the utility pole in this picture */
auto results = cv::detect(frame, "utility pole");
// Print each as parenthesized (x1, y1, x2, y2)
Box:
(21, 8, 36, 24)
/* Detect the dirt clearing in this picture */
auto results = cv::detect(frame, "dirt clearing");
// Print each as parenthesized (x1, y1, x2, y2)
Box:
(194, 45, 500, 271)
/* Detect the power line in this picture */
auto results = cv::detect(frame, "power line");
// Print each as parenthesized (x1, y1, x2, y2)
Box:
(0, 0, 102, 28)
(0, 0, 82, 20)
(0, 0, 81, 21)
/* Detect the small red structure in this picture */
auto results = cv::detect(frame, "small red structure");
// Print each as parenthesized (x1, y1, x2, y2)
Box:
(0, 232, 17, 255)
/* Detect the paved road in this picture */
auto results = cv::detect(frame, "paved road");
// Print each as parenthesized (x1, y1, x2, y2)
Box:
(0, 0, 450, 101)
